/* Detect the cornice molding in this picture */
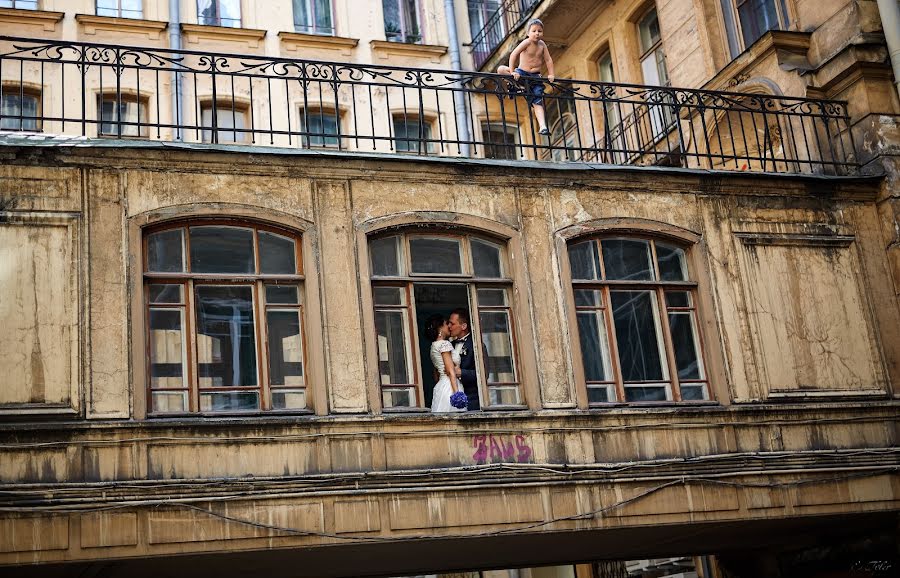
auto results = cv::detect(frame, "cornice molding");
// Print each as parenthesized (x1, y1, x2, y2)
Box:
(181, 23, 267, 48)
(370, 40, 448, 64)
(75, 14, 168, 40)
(278, 31, 359, 56)
(0, 7, 63, 31)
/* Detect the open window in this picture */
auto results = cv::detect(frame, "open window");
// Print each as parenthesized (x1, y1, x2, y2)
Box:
(383, 0, 423, 44)
(567, 236, 710, 405)
(369, 231, 522, 411)
(143, 221, 309, 414)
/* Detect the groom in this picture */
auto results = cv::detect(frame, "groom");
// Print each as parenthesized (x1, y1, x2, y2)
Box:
(448, 308, 480, 411)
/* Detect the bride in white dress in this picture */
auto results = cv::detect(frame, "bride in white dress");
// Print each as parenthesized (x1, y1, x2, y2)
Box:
(426, 315, 465, 413)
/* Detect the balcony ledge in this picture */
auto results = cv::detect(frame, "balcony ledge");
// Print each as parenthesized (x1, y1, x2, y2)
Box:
(75, 14, 168, 40)
(181, 23, 266, 48)
(0, 7, 63, 32)
(278, 31, 358, 56)
(370, 39, 448, 64)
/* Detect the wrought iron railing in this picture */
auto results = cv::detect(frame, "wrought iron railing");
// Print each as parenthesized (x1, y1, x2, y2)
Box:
(470, 0, 542, 69)
(0, 37, 858, 175)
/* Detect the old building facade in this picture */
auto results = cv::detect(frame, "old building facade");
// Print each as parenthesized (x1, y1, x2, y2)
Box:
(0, 1, 898, 577)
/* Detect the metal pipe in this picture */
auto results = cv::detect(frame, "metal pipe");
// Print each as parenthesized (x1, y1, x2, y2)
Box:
(444, 0, 472, 157)
(169, 0, 184, 141)
(876, 0, 900, 103)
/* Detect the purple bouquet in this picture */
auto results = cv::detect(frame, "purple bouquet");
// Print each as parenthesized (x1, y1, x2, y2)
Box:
(450, 391, 468, 409)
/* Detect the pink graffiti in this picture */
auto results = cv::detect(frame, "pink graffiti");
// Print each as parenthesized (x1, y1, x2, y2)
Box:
(472, 434, 533, 464)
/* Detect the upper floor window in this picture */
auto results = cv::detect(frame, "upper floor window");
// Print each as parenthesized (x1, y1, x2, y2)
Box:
(481, 121, 518, 160)
(369, 231, 522, 411)
(300, 108, 340, 148)
(200, 100, 248, 144)
(98, 93, 148, 137)
(720, 0, 788, 57)
(383, 0, 422, 44)
(467, 0, 502, 41)
(293, 0, 334, 35)
(144, 222, 308, 414)
(198, 0, 241, 28)
(637, 8, 669, 87)
(96, 0, 142, 18)
(0, 85, 40, 132)
(0, 1, 38, 9)
(392, 114, 434, 153)
(567, 237, 709, 405)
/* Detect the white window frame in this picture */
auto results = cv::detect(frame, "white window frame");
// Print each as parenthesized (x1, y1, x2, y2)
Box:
(96, 0, 143, 19)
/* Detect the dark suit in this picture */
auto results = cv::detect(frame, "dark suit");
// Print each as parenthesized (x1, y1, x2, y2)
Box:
(454, 333, 480, 410)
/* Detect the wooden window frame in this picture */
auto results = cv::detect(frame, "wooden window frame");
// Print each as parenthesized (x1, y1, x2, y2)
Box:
(567, 235, 712, 406)
(142, 220, 309, 416)
(368, 230, 524, 412)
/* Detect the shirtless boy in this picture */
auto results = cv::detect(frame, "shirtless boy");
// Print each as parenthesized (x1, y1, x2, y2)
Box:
(504, 19, 555, 135)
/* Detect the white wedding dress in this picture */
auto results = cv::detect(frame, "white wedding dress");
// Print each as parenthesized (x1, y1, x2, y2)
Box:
(430, 339, 464, 413)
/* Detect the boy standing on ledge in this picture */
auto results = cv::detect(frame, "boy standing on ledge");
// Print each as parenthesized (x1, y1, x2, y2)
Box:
(507, 19, 555, 135)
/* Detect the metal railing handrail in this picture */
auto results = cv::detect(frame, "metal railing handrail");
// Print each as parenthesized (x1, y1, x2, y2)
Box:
(0, 36, 859, 175)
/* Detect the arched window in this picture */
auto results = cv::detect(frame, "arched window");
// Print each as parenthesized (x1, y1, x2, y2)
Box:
(143, 221, 308, 414)
(369, 231, 521, 410)
(567, 236, 709, 404)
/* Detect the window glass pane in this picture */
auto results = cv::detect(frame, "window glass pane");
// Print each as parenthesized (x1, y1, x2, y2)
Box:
(574, 289, 602, 307)
(489, 385, 520, 405)
(370, 236, 401, 276)
(665, 291, 691, 308)
(656, 242, 688, 281)
(568, 241, 600, 280)
(624, 386, 668, 402)
(587, 385, 611, 404)
(201, 105, 245, 142)
(267, 310, 304, 386)
(738, 0, 780, 48)
(200, 391, 259, 411)
(393, 117, 433, 152)
(147, 229, 184, 273)
(576, 311, 612, 382)
(409, 237, 462, 274)
(266, 285, 299, 304)
(189, 226, 255, 274)
(152, 391, 187, 413)
(259, 231, 297, 274)
(1, 93, 39, 131)
(195, 285, 258, 387)
(668, 311, 703, 380)
(681, 384, 707, 401)
(314, 0, 333, 32)
(375, 310, 411, 384)
(638, 9, 661, 53)
(382, 387, 414, 408)
(374, 286, 404, 305)
(481, 123, 518, 160)
(477, 288, 506, 307)
(99, 97, 145, 136)
(149, 308, 187, 388)
(602, 239, 654, 281)
(122, 0, 143, 17)
(403, 0, 421, 42)
(479, 310, 516, 383)
(598, 52, 615, 83)
(293, 0, 310, 30)
(382, 0, 401, 41)
(97, 0, 118, 17)
(149, 284, 184, 304)
(302, 109, 339, 147)
(471, 238, 503, 278)
(610, 290, 666, 382)
(272, 389, 307, 410)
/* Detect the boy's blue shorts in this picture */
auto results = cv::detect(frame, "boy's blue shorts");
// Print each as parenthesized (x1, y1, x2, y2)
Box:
(515, 68, 544, 107)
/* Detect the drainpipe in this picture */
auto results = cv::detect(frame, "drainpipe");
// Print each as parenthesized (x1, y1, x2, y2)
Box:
(876, 0, 900, 103)
(169, 0, 184, 141)
(444, 0, 472, 157)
